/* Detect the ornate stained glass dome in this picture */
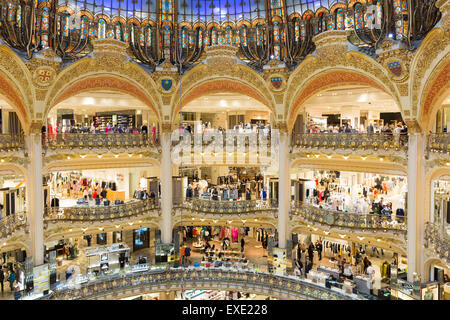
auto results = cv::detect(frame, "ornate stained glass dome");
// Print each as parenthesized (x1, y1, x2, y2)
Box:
(0, 0, 442, 71)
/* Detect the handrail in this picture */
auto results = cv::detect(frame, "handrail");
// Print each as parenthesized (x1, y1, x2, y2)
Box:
(44, 133, 159, 150)
(424, 222, 449, 264)
(46, 266, 363, 300)
(178, 198, 278, 213)
(44, 199, 160, 221)
(0, 134, 24, 151)
(0, 211, 27, 239)
(290, 201, 407, 232)
(291, 133, 408, 151)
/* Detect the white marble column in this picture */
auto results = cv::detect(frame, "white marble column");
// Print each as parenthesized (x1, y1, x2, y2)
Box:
(26, 129, 44, 266)
(406, 129, 426, 281)
(277, 130, 290, 249)
(160, 130, 173, 244)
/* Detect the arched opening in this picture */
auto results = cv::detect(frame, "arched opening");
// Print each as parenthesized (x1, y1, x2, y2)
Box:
(173, 79, 274, 120)
(291, 84, 403, 136)
(0, 78, 29, 134)
(430, 91, 450, 134)
(287, 69, 400, 131)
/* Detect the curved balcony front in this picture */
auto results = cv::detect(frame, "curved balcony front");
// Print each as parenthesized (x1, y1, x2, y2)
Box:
(44, 133, 159, 154)
(290, 201, 407, 238)
(0, 134, 24, 152)
(427, 134, 450, 165)
(172, 131, 274, 167)
(172, 199, 278, 228)
(44, 199, 160, 222)
(291, 133, 408, 157)
(0, 211, 28, 240)
(43, 267, 364, 300)
(43, 200, 161, 240)
(424, 222, 449, 266)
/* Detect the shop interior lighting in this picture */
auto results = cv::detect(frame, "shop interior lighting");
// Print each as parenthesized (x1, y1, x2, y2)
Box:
(139, 154, 143, 158)
(0, 159, 4, 163)
(128, 222, 134, 225)
(213, 220, 218, 223)
(80, 154, 86, 158)
(327, 155, 332, 159)
(97, 155, 102, 159)
(312, 227, 318, 231)
(323, 231, 329, 235)
(81, 228, 88, 232)
(115, 225, 120, 228)
(361, 156, 367, 160)
(128, 154, 133, 157)
(339, 234, 346, 238)
(379, 157, 384, 161)
(358, 237, 365, 241)
(343, 156, 349, 160)
(254, 219, 258, 222)
(241, 220, 246, 223)
(446, 162, 450, 166)
(69, 229, 72, 232)
(114, 154, 119, 158)
(228, 220, 232, 224)
(67, 156, 71, 160)
(200, 219, 205, 222)
(314, 154, 319, 158)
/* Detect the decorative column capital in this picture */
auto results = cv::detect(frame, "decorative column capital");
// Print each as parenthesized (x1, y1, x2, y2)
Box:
(404, 120, 423, 134)
(273, 121, 289, 134)
(161, 122, 174, 134)
(29, 121, 44, 134)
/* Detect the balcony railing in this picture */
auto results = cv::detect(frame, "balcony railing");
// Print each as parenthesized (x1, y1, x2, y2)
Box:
(428, 133, 450, 155)
(44, 133, 158, 150)
(44, 199, 160, 222)
(0, 211, 27, 239)
(291, 201, 407, 232)
(291, 133, 408, 152)
(424, 222, 449, 264)
(45, 266, 362, 300)
(0, 134, 24, 152)
(179, 198, 278, 214)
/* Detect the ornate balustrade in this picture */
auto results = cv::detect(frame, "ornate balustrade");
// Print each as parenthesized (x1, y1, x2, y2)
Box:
(0, 211, 27, 239)
(173, 131, 272, 148)
(45, 267, 363, 300)
(179, 199, 278, 214)
(291, 133, 408, 152)
(44, 199, 160, 222)
(44, 133, 158, 151)
(290, 201, 407, 233)
(428, 133, 450, 155)
(0, 134, 24, 152)
(424, 222, 449, 264)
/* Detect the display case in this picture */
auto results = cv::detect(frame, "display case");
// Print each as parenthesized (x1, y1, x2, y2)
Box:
(84, 243, 130, 275)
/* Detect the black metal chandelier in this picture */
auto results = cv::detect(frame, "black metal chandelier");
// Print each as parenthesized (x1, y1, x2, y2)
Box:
(0, 0, 441, 72)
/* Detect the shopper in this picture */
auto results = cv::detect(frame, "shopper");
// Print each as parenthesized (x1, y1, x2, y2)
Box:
(184, 246, 191, 266)
(315, 240, 323, 261)
(0, 266, 4, 294)
(240, 238, 245, 252)
(7, 268, 15, 292)
(308, 242, 315, 265)
(366, 261, 375, 295)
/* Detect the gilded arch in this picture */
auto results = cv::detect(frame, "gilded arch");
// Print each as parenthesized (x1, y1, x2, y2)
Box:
(44, 57, 163, 120)
(285, 52, 402, 131)
(170, 64, 276, 121)
(410, 27, 450, 127)
(418, 54, 450, 132)
(0, 46, 35, 132)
